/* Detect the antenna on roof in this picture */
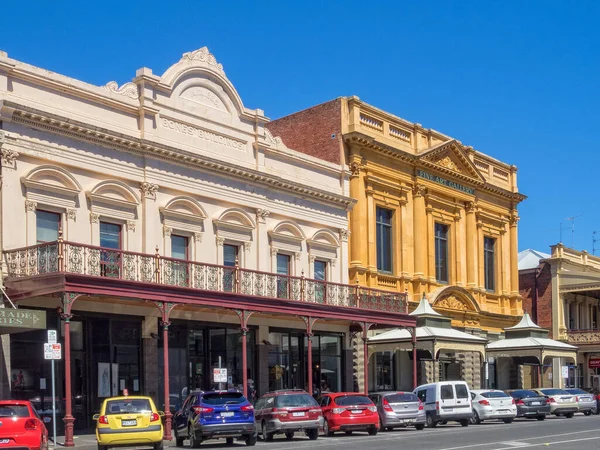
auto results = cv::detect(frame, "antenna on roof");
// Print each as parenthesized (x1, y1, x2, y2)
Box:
(563, 215, 583, 248)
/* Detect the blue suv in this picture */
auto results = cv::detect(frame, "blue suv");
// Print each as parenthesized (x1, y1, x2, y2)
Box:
(173, 390, 257, 447)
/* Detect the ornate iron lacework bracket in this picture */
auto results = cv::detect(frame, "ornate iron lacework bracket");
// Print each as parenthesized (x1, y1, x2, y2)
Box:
(60, 292, 86, 321)
(150, 301, 178, 328)
(299, 316, 319, 339)
(233, 310, 255, 335)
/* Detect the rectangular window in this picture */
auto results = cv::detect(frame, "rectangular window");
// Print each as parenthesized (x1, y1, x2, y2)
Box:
(171, 235, 188, 260)
(169, 235, 189, 287)
(100, 222, 121, 277)
(223, 244, 238, 292)
(434, 223, 449, 283)
(313, 260, 327, 303)
(36, 210, 61, 244)
(484, 237, 496, 291)
(276, 253, 290, 299)
(314, 260, 327, 281)
(376, 207, 393, 272)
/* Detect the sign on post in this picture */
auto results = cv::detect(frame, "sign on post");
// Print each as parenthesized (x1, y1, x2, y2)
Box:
(47, 330, 57, 344)
(561, 365, 569, 379)
(44, 343, 61, 360)
(213, 368, 227, 383)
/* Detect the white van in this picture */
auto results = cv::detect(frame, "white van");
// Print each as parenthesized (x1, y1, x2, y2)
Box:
(413, 381, 473, 427)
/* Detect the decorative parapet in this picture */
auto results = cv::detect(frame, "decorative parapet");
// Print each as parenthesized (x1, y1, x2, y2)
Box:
(103, 81, 139, 100)
(566, 330, 600, 345)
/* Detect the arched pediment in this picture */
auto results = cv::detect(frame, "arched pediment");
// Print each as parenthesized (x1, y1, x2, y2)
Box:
(271, 221, 306, 240)
(162, 196, 207, 219)
(88, 180, 140, 205)
(22, 165, 82, 194)
(216, 208, 256, 229)
(213, 208, 256, 243)
(159, 47, 251, 119)
(308, 229, 340, 248)
(430, 286, 480, 313)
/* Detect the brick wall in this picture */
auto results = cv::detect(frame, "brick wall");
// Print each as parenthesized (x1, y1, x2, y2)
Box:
(519, 262, 553, 336)
(266, 99, 342, 164)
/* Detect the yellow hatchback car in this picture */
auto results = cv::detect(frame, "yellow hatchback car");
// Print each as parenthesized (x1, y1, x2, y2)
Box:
(94, 396, 164, 450)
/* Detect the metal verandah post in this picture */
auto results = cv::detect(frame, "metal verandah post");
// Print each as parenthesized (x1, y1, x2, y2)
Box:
(162, 317, 172, 440)
(60, 293, 79, 448)
(234, 310, 254, 400)
(412, 327, 418, 389)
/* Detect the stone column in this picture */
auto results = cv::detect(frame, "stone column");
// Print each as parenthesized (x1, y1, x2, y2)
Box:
(509, 213, 520, 296)
(413, 185, 427, 280)
(465, 202, 477, 287)
(349, 158, 365, 271)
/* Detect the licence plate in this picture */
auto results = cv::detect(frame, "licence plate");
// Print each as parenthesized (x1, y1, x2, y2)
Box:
(292, 412, 305, 417)
(531, 402, 541, 406)
(0, 440, 9, 444)
(122, 420, 137, 426)
(221, 412, 234, 417)
(403, 419, 413, 423)
(351, 409, 363, 414)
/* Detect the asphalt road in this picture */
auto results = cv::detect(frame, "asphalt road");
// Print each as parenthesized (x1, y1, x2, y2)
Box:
(67, 414, 600, 449)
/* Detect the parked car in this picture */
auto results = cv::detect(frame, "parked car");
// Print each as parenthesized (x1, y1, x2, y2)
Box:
(0, 400, 48, 450)
(254, 389, 322, 441)
(318, 393, 378, 436)
(94, 395, 164, 450)
(506, 389, 550, 420)
(531, 389, 578, 418)
(414, 381, 473, 428)
(172, 390, 256, 447)
(469, 390, 516, 424)
(564, 388, 596, 415)
(369, 391, 425, 431)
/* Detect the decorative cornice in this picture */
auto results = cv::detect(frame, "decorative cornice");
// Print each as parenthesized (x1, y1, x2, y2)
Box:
(181, 47, 225, 75)
(3, 103, 355, 211)
(103, 81, 139, 100)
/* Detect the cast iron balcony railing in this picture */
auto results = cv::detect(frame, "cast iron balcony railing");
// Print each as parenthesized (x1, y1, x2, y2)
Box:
(566, 329, 600, 345)
(4, 240, 407, 313)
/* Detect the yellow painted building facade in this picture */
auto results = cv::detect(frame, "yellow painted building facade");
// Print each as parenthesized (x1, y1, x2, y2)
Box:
(342, 97, 525, 333)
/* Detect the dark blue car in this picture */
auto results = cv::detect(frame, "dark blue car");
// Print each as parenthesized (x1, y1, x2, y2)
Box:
(173, 390, 257, 447)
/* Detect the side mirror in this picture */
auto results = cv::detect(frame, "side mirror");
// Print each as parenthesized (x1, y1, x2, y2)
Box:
(92, 414, 100, 421)
(157, 411, 165, 417)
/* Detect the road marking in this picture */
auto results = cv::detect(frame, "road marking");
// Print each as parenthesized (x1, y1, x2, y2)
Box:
(523, 436, 600, 448)
(500, 442, 529, 447)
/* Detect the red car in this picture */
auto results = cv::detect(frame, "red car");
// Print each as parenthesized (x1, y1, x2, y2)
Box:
(318, 393, 379, 436)
(0, 400, 48, 450)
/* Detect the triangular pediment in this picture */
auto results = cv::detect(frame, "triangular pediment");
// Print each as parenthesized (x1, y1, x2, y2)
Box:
(418, 139, 485, 185)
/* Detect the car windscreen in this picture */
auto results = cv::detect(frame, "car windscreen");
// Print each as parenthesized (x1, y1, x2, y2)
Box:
(0, 405, 29, 418)
(385, 393, 419, 403)
(509, 390, 538, 398)
(105, 399, 152, 415)
(540, 389, 568, 396)
(202, 393, 245, 405)
(565, 389, 588, 395)
(480, 391, 510, 398)
(335, 396, 372, 406)
(275, 394, 318, 408)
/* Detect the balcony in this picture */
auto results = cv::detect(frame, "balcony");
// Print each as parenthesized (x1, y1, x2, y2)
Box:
(4, 241, 407, 314)
(566, 329, 600, 345)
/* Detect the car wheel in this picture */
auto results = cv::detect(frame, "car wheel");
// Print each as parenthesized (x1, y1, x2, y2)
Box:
(470, 411, 481, 425)
(323, 420, 334, 437)
(188, 426, 201, 448)
(459, 419, 469, 427)
(439, 421, 447, 425)
(285, 431, 294, 440)
(345, 431, 353, 436)
(565, 412, 574, 419)
(261, 421, 273, 442)
(175, 428, 184, 447)
(584, 411, 592, 416)
(536, 415, 545, 421)
(245, 434, 257, 446)
(502, 418, 513, 424)
(307, 428, 319, 440)
(154, 441, 164, 450)
(367, 426, 378, 436)
(226, 437, 234, 445)
(426, 414, 437, 428)
(98, 445, 106, 450)
(415, 424, 425, 431)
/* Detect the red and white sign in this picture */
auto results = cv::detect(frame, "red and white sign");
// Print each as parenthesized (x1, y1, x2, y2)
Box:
(44, 343, 62, 360)
(589, 358, 600, 369)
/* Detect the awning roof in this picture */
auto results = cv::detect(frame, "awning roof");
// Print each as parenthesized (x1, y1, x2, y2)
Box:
(486, 337, 576, 352)
(369, 325, 487, 343)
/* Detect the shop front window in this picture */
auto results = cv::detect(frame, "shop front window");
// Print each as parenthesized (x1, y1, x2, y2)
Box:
(375, 352, 393, 391)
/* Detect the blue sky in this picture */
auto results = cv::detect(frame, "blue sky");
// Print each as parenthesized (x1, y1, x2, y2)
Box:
(2, 1, 599, 253)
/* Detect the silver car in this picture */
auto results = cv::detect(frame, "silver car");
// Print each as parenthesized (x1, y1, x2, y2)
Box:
(564, 389, 597, 415)
(369, 392, 426, 431)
